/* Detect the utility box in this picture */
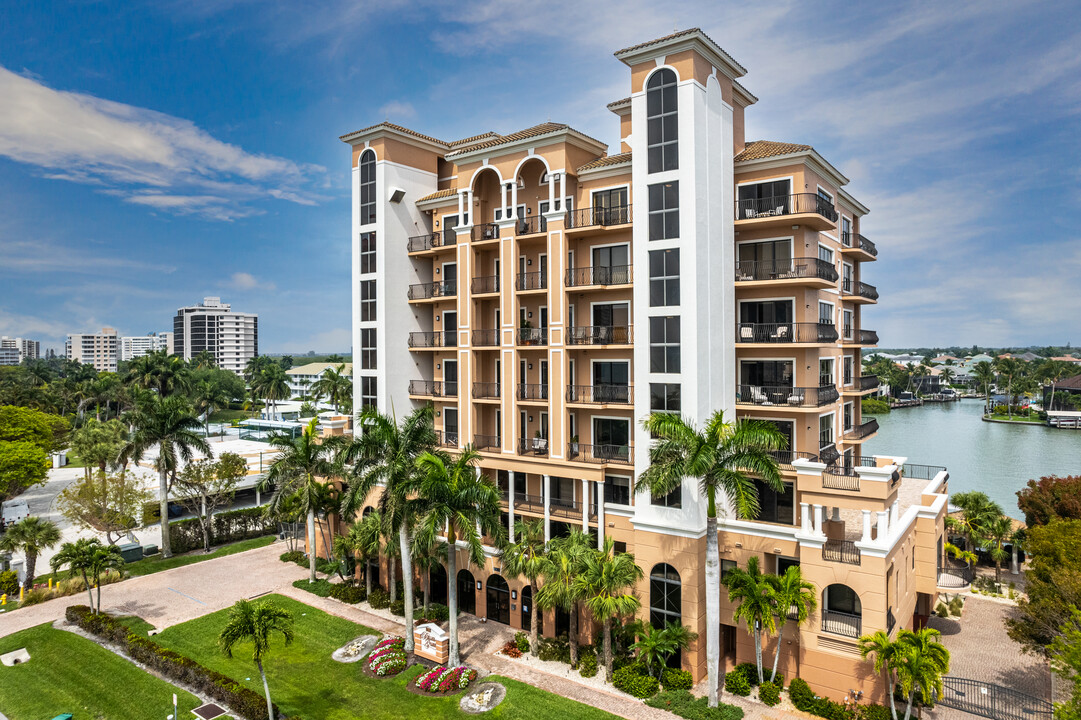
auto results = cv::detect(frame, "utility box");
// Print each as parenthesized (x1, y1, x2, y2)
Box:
(414, 623, 449, 664)
(142, 544, 159, 557)
(117, 542, 143, 563)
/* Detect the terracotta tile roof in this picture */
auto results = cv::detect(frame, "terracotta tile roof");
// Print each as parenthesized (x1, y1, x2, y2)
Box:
(577, 152, 632, 173)
(615, 28, 704, 55)
(449, 132, 501, 148)
(607, 97, 631, 110)
(1059, 374, 1081, 389)
(735, 140, 814, 163)
(445, 122, 606, 157)
(417, 188, 458, 203)
(339, 122, 446, 146)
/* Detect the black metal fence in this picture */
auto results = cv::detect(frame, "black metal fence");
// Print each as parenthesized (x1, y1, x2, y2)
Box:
(736, 322, 838, 344)
(736, 193, 838, 222)
(566, 265, 633, 287)
(567, 204, 632, 229)
(566, 325, 633, 345)
(735, 257, 838, 283)
(935, 677, 1053, 720)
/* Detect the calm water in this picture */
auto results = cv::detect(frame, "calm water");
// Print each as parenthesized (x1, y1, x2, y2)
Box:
(865, 399, 1079, 519)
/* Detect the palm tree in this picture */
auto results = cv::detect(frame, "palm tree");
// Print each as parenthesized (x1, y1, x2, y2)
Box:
(993, 357, 1024, 417)
(947, 491, 1003, 557)
(1039, 359, 1073, 410)
(981, 515, 1014, 585)
(895, 628, 950, 720)
(501, 518, 549, 654)
(766, 565, 817, 682)
(575, 536, 644, 682)
(119, 394, 210, 558)
(69, 418, 127, 479)
(87, 542, 125, 612)
(723, 555, 777, 683)
(190, 377, 231, 436)
(339, 406, 436, 653)
(413, 540, 447, 618)
(639, 410, 785, 706)
(126, 350, 188, 397)
(261, 418, 340, 582)
(632, 622, 698, 680)
(0, 516, 61, 591)
(50, 538, 102, 611)
(972, 361, 995, 406)
(191, 349, 217, 370)
(859, 631, 903, 720)
(218, 599, 295, 720)
(939, 367, 955, 389)
(259, 365, 291, 421)
(311, 364, 350, 413)
(411, 448, 504, 666)
(348, 509, 384, 596)
(536, 530, 592, 666)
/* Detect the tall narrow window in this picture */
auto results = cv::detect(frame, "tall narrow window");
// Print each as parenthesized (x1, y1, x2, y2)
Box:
(649, 249, 680, 306)
(649, 316, 680, 373)
(648, 181, 679, 240)
(650, 383, 681, 413)
(360, 280, 376, 322)
(646, 69, 679, 173)
(360, 232, 377, 274)
(360, 376, 377, 410)
(360, 328, 376, 370)
(359, 149, 376, 226)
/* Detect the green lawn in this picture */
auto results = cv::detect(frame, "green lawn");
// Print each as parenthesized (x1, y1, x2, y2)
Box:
(208, 408, 255, 423)
(124, 535, 275, 577)
(154, 594, 621, 720)
(0, 623, 204, 720)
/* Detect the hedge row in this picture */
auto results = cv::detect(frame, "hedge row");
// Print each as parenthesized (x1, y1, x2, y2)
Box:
(65, 605, 287, 720)
(789, 678, 891, 720)
(166, 506, 277, 554)
(646, 690, 745, 720)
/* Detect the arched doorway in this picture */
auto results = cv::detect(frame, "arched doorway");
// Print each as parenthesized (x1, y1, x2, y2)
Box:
(429, 564, 448, 606)
(486, 574, 511, 625)
(650, 563, 683, 668)
(457, 569, 476, 615)
(521, 585, 533, 630)
(822, 584, 862, 638)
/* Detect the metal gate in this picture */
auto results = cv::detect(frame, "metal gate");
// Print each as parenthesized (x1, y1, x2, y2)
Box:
(936, 677, 1053, 720)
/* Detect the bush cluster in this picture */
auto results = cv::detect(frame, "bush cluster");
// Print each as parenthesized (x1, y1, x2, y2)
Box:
(579, 652, 598, 678)
(613, 662, 660, 699)
(724, 667, 751, 696)
(788, 677, 891, 720)
(417, 603, 449, 622)
(645, 690, 745, 720)
(414, 665, 477, 693)
(501, 641, 522, 658)
(948, 596, 963, 616)
(759, 681, 781, 706)
(389, 599, 405, 616)
(329, 583, 365, 604)
(514, 631, 530, 654)
(0, 570, 18, 596)
(662, 668, 693, 691)
(734, 663, 760, 686)
(368, 589, 391, 609)
(168, 506, 276, 554)
(367, 637, 407, 676)
(280, 550, 305, 564)
(537, 635, 570, 663)
(65, 605, 281, 720)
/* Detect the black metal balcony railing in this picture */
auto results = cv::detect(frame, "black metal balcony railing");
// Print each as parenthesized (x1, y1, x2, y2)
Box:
(886, 608, 896, 635)
(471, 329, 498, 347)
(859, 235, 878, 257)
(567, 325, 633, 345)
(408, 331, 455, 348)
(517, 436, 550, 457)
(517, 328, 548, 346)
(735, 258, 838, 283)
(770, 450, 819, 470)
(861, 329, 879, 345)
(512, 214, 544, 236)
(736, 322, 838, 344)
(566, 384, 633, 405)
(435, 430, 459, 447)
(517, 383, 549, 401)
(407, 280, 456, 301)
(408, 380, 455, 397)
(856, 281, 879, 300)
(568, 442, 633, 465)
(822, 609, 862, 638)
(471, 223, 499, 242)
(471, 275, 499, 294)
(473, 434, 500, 451)
(407, 231, 452, 253)
(549, 496, 591, 520)
(937, 560, 974, 589)
(819, 445, 840, 465)
(736, 193, 838, 223)
(860, 375, 881, 391)
(515, 271, 547, 291)
(736, 384, 839, 408)
(513, 494, 545, 513)
(567, 204, 632, 229)
(823, 540, 862, 565)
(903, 463, 948, 481)
(841, 232, 879, 257)
(845, 418, 879, 440)
(472, 382, 501, 400)
(565, 264, 632, 287)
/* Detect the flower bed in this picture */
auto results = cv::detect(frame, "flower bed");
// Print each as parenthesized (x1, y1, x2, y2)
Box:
(414, 665, 478, 694)
(367, 637, 408, 677)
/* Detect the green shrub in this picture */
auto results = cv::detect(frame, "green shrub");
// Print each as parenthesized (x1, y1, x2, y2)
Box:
(613, 663, 659, 699)
(789, 677, 859, 720)
(759, 681, 781, 706)
(389, 599, 405, 616)
(861, 397, 890, 414)
(646, 690, 745, 720)
(292, 578, 333, 597)
(860, 704, 893, 720)
(579, 652, 598, 678)
(368, 588, 391, 609)
(0, 569, 18, 596)
(418, 602, 448, 622)
(734, 662, 760, 686)
(662, 667, 693, 691)
(537, 635, 570, 663)
(935, 602, 950, 618)
(328, 583, 365, 604)
(948, 596, 963, 616)
(514, 631, 530, 654)
(724, 668, 751, 696)
(788, 678, 815, 707)
(167, 505, 276, 554)
(18, 587, 51, 607)
(280, 550, 305, 564)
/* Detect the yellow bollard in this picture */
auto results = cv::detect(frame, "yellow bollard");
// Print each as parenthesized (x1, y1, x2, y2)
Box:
(20, 587, 25, 601)
(49, 578, 53, 590)
(1, 594, 6, 605)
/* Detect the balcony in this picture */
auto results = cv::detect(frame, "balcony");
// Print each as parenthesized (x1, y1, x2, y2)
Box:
(567, 204, 632, 231)
(736, 322, 838, 345)
(471, 275, 499, 295)
(472, 382, 501, 400)
(841, 232, 878, 260)
(844, 418, 879, 442)
(822, 610, 862, 638)
(735, 193, 838, 231)
(565, 265, 632, 288)
(736, 384, 839, 408)
(407, 231, 455, 254)
(567, 442, 633, 465)
(512, 494, 545, 513)
(472, 329, 498, 347)
(407, 280, 456, 302)
(514, 215, 545, 236)
(517, 328, 548, 347)
(471, 223, 499, 242)
(840, 327, 879, 346)
(770, 450, 819, 471)
(887, 608, 896, 635)
(735, 258, 838, 286)
(517, 384, 550, 402)
(566, 384, 633, 405)
(408, 380, 455, 398)
(567, 325, 633, 346)
(823, 540, 861, 565)
(937, 560, 974, 590)
(822, 466, 861, 491)
(860, 375, 880, 391)
(515, 271, 547, 292)
(517, 437, 550, 458)
(842, 279, 879, 303)
(435, 430, 459, 448)
(474, 434, 500, 451)
(408, 331, 455, 349)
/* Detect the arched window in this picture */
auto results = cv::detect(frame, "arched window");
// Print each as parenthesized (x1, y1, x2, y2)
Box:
(646, 69, 678, 173)
(822, 584, 862, 638)
(649, 563, 681, 628)
(359, 149, 376, 225)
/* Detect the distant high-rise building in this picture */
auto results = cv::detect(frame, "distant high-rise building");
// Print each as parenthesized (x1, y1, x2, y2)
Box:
(173, 297, 258, 374)
(121, 332, 173, 361)
(66, 327, 120, 372)
(0, 336, 40, 365)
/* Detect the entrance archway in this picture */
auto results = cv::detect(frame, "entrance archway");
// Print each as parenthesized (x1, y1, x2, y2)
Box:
(486, 574, 511, 625)
(457, 569, 476, 615)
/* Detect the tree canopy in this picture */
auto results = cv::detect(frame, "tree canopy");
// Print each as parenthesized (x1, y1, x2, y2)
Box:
(1017, 475, 1081, 527)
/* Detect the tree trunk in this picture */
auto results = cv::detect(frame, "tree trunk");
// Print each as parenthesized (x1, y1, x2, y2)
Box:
(903, 690, 916, 720)
(447, 541, 460, 666)
(423, 571, 430, 617)
(366, 558, 372, 596)
(202, 495, 210, 552)
(257, 658, 275, 720)
(82, 569, 94, 612)
(705, 511, 721, 707)
(159, 467, 172, 558)
(389, 557, 397, 603)
(96, 573, 102, 613)
(400, 523, 415, 652)
(603, 617, 614, 682)
(307, 508, 317, 583)
(885, 669, 899, 720)
(529, 581, 539, 654)
(770, 621, 785, 683)
(23, 549, 37, 591)
(1011, 542, 1019, 575)
(754, 625, 764, 683)
(569, 598, 579, 666)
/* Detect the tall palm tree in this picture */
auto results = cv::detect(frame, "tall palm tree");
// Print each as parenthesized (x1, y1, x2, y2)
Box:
(119, 395, 210, 558)
(536, 529, 592, 666)
(766, 565, 817, 682)
(50, 538, 103, 611)
(981, 515, 1014, 585)
(87, 542, 125, 612)
(219, 599, 294, 720)
(411, 448, 504, 666)
(311, 364, 350, 413)
(261, 418, 340, 582)
(259, 365, 291, 421)
(191, 349, 217, 370)
(1039, 359, 1073, 410)
(575, 536, 644, 682)
(972, 361, 996, 406)
(723, 555, 777, 683)
(639, 410, 785, 707)
(126, 350, 188, 397)
(895, 628, 950, 720)
(190, 377, 231, 436)
(993, 357, 1024, 417)
(0, 516, 61, 591)
(501, 518, 549, 654)
(350, 509, 384, 596)
(859, 630, 903, 720)
(339, 406, 436, 653)
(947, 491, 1003, 558)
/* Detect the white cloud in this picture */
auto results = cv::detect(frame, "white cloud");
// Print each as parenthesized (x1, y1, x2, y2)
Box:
(0, 239, 177, 274)
(228, 272, 276, 291)
(376, 100, 416, 120)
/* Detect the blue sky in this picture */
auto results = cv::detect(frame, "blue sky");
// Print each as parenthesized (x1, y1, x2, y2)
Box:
(1, 1, 1079, 354)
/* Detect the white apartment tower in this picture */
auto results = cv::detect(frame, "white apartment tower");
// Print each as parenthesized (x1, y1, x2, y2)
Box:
(0, 336, 40, 365)
(66, 327, 120, 372)
(121, 332, 173, 361)
(173, 297, 258, 374)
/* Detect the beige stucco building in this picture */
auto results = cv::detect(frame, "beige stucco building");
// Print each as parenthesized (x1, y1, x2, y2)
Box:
(340, 28, 953, 703)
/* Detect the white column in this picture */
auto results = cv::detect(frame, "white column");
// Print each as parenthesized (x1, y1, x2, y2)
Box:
(831, 506, 841, 522)
(581, 478, 589, 533)
(508, 471, 516, 543)
(547, 173, 555, 211)
(543, 474, 551, 542)
(861, 510, 873, 543)
(467, 189, 475, 224)
(597, 487, 605, 548)
(457, 191, 465, 222)
(876, 510, 890, 541)
(800, 503, 812, 533)
(255, 487, 261, 506)
(889, 499, 899, 528)
(511, 180, 519, 218)
(501, 182, 509, 217)
(558, 172, 567, 210)
(812, 504, 824, 536)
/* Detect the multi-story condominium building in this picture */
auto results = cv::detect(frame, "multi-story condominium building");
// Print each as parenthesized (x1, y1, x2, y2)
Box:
(286, 361, 353, 399)
(0, 336, 40, 365)
(66, 327, 120, 372)
(120, 332, 173, 361)
(341, 28, 951, 703)
(173, 297, 258, 374)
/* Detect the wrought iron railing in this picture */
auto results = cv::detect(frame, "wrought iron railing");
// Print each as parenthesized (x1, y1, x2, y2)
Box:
(902, 463, 947, 481)
(736, 322, 838, 344)
(822, 469, 860, 491)
(856, 281, 879, 300)
(841, 232, 878, 257)
(567, 442, 633, 465)
(886, 608, 896, 634)
(821, 609, 861, 638)
(735, 257, 838, 283)
(515, 271, 546, 291)
(567, 204, 632, 229)
(566, 325, 633, 345)
(735, 193, 838, 222)
(736, 384, 839, 408)
(770, 450, 819, 470)
(472, 382, 501, 400)
(407, 280, 456, 301)
(515, 215, 545, 236)
(516, 384, 549, 401)
(937, 561, 974, 589)
(566, 384, 632, 404)
(471, 329, 498, 347)
(844, 418, 879, 440)
(471, 223, 499, 242)
(435, 430, 459, 447)
(517, 437, 550, 457)
(407, 231, 452, 253)
(517, 328, 548, 346)
(858, 234, 878, 256)
(565, 265, 632, 287)
(822, 540, 861, 565)
(471, 275, 499, 294)
(408, 331, 455, 348)
(860, 329, 879, 345)
(512, 494, 545, 513)
(860, 375, 880, 391)
(408, 380, 454, 397)
(473, 434, 500, 451)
